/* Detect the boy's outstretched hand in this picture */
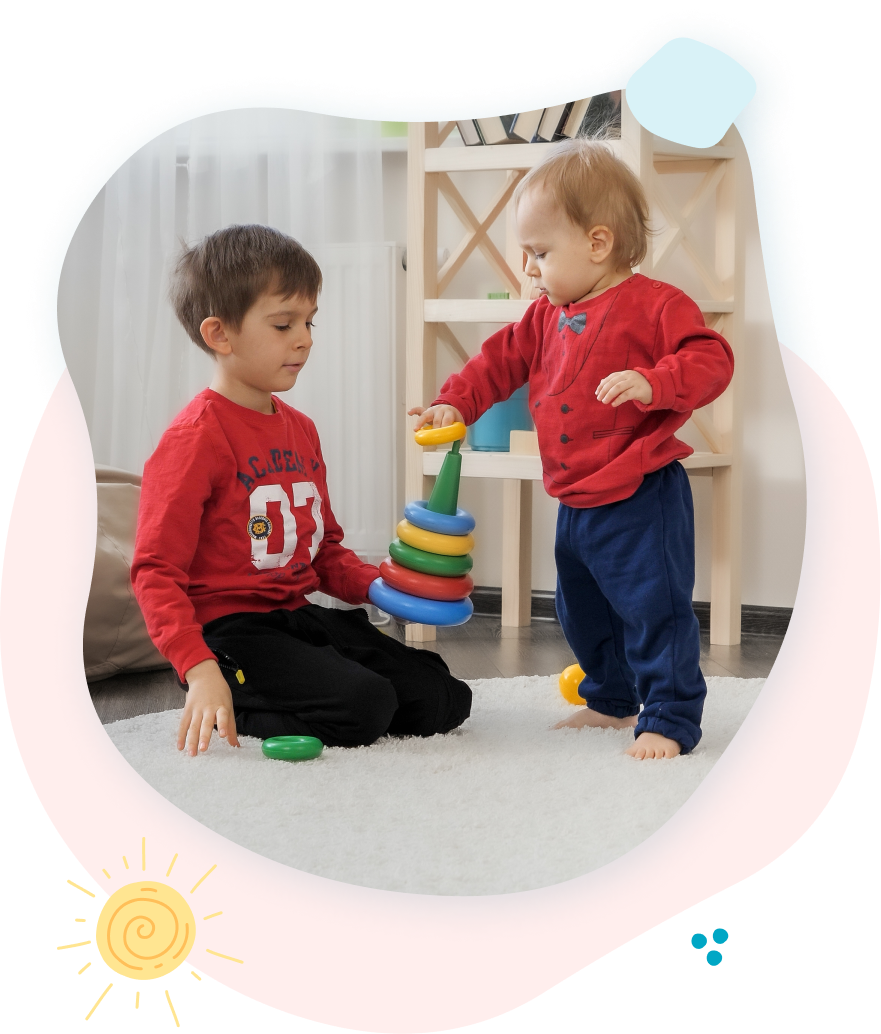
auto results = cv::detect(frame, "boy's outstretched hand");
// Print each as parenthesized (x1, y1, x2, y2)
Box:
(408, 404, 464, 431)
(596, 370, 652, 407)
(178, 659, 240, 756)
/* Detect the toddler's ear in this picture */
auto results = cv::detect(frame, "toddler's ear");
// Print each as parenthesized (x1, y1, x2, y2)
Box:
(588, 225, 615, 261)
(199, 316, 232, 356)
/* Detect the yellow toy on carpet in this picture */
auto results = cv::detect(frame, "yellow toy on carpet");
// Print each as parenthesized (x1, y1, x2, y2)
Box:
(559, 663, 586, 705)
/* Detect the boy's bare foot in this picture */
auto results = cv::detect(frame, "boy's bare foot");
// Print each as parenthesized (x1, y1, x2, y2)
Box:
(553, 707, 638, 731)
(625, 732, 681, 759)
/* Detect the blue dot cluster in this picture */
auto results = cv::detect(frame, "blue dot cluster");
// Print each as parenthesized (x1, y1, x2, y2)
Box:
(692, 928, 728, 964)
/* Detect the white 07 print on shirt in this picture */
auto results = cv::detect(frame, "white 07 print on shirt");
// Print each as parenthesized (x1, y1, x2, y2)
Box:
(247, 482, 324, 570)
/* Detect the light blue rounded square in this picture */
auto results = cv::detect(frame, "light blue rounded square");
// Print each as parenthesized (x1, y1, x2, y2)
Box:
(626, 38, 756, 148)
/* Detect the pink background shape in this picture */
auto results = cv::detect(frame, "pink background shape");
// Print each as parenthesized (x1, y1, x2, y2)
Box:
(1, 345, 875, 1032)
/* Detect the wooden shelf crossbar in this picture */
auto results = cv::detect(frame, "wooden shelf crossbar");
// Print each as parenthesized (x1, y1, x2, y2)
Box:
(436, 170, 525, 296)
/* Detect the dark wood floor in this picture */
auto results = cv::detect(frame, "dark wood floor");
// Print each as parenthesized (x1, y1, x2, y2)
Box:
(385, 613, 781, 681)
(89, 613, 782, 725)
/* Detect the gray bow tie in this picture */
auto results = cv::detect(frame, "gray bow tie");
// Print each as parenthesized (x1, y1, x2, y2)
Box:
(558, 311, 587, 334)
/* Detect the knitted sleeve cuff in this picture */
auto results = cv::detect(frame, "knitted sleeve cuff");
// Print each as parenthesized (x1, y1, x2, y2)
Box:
(166, 630, 217, 683)
(633, 366, 675, 411)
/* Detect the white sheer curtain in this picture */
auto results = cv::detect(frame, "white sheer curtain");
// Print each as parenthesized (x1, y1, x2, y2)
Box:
(58, 108, 398, 560)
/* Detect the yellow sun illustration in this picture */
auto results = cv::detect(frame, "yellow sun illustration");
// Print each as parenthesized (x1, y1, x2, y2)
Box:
(58, 838, 243, 1025)
(96, 881, 195, 979)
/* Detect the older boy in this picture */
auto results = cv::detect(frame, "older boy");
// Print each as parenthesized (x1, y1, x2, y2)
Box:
(413, 140, 733, 759)
(132, 225, 471, 756)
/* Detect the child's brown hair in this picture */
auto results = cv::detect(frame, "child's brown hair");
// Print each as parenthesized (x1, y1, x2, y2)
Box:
(170, 224, 322, 355)
(513, 139, 651, 267)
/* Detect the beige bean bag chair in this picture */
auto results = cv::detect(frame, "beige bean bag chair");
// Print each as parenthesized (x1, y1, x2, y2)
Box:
(83, 465, 171, 682)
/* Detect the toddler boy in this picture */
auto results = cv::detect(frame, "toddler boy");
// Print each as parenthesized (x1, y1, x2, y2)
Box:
(412, 140, 734, 759)
(132, 225, 471, 756)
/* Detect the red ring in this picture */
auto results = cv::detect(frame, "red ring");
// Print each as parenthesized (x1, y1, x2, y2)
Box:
(379, 558, 473, 601)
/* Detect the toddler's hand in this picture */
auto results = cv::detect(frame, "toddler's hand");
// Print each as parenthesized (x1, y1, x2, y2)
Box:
(596, 370, 652, 407)
(408, 404, 464, 431)
(178, 659, 240, 756)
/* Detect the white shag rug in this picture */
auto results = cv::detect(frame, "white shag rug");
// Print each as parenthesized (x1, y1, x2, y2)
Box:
(106, 675, 764, 895)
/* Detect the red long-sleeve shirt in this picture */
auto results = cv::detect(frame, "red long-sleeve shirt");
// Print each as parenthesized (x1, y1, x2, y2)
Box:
(131, 389, 380, 679)
(433, 274, 735, 507)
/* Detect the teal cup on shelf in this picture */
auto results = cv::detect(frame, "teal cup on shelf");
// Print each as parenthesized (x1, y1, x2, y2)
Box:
(468, 385, 533, 452)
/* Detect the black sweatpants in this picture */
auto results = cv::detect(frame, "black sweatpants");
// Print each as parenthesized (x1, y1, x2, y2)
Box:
(200, 604, 472, 747)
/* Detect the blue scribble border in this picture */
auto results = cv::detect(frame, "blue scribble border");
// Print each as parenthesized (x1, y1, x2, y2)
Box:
(32, 16, 818, 403)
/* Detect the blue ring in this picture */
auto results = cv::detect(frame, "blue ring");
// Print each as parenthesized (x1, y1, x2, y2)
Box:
(368, 578, 473, 626)
(404, 500, 475, 536)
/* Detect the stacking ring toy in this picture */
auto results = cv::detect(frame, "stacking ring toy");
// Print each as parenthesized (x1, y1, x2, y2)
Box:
(389, 538, 473, 577)
(414, 421, 467, 447)
(379, 557, 473, 601)
(559, 664, 586, 705)
(396, 520, 475, 556)
(262, 735, 324, 761)
(404, 500, 475, 536)
(369, 579, 473, 626)
(377, 426, 475, 626)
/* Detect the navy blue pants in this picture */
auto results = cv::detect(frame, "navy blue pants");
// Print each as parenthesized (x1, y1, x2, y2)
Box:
(554, 462, 705, 753)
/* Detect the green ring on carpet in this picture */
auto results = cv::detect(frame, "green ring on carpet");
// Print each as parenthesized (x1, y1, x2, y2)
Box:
(389, 538, 473, 576)
(262, 736, 324, 761)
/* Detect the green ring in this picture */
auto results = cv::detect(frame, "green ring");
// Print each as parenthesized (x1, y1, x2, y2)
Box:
(389, 539, 473, 577)
(262, 736, 324, 761)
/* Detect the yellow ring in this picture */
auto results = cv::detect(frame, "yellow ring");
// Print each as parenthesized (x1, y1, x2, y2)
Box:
(414, 421, 467, 447)
(396, 519, 475, 556)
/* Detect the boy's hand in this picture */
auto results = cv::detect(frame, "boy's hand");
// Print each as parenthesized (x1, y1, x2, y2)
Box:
(596, 370, 652, 407)
(408, 405, 464, 431)
(178, 659, 240, 756)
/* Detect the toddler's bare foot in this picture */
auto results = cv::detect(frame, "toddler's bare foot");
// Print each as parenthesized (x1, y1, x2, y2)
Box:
(626, 732, 681, 759)
(553, 707, 638, 731)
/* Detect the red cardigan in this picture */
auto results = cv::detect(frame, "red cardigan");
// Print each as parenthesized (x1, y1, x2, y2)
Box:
(131, 390, 380, 679)
(433, 274, 734, 507)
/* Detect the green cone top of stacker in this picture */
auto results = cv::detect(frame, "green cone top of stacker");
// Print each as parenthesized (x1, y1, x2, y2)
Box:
(426, 439, 462, 516)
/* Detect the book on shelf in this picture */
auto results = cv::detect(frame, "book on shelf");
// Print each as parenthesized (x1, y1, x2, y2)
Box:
(456, 119, 483, 146)
(507, 108, 544, 143)
(559, 98, 592, 139)
(474, 115, 520, 145)
(536, 102, 572, 142)
(474, 109, 545, 146)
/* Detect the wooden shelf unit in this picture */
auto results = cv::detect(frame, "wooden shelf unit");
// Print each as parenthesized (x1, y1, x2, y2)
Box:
(405, 98, 744, 645)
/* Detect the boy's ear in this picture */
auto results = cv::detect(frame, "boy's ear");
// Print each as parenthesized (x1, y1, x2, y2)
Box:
(200, 316, 232, 356)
